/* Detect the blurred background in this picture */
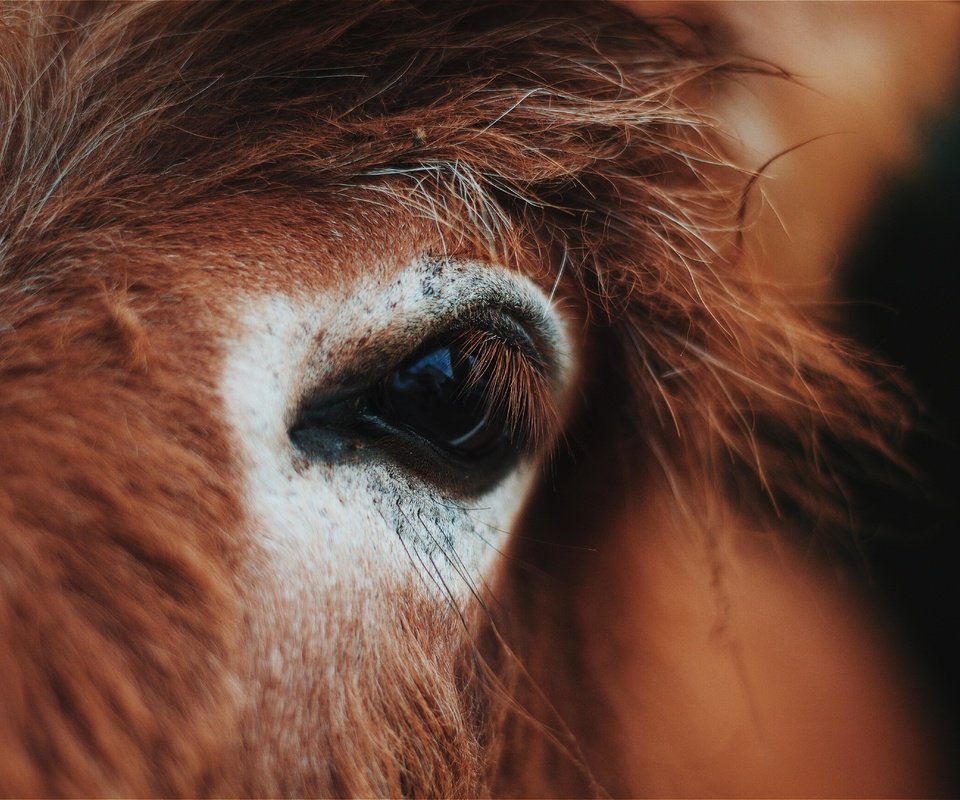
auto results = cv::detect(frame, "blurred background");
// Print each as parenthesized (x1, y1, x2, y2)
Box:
(842, 83, 960, 781)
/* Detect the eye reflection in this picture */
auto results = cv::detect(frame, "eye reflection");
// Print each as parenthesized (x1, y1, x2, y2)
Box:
(375, 341, 509, 458)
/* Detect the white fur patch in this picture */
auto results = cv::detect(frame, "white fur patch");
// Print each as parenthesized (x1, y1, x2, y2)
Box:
(221, 256, 572, 614)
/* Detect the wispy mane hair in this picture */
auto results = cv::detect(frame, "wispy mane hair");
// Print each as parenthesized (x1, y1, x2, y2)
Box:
(0, 1, 908, 795)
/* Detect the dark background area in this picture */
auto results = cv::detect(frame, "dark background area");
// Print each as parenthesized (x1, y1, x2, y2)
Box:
(842, 87, 960, 778)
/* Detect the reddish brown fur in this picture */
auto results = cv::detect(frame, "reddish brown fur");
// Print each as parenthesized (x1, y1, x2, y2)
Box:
(0, 1, 938, 796)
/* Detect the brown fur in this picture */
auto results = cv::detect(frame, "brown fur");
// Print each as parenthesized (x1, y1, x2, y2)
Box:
(0, 1, 940, 796)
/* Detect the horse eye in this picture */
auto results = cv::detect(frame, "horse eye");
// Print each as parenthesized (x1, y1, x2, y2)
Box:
(372, 341, 509, 460)
(290, 316, 549, 493)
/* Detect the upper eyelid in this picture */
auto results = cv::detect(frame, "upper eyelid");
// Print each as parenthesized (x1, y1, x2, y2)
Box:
(298, 298, 563, 408)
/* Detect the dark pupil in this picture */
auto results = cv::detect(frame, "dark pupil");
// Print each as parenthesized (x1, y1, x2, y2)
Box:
(379, 343, 505, 456)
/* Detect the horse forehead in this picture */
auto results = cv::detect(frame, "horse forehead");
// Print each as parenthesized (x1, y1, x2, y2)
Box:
(2, 198, 432, 322)
(151, 211, 412, 305)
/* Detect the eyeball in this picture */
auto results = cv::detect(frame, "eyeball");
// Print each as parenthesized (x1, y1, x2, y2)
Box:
(374, 340, 510, 459)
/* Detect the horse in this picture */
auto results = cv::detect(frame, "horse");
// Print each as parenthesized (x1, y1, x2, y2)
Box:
(1, 1, 957, 796)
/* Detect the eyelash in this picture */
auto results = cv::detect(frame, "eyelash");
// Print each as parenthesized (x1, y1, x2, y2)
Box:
(289, 314, 560, 495)
(448, 326, 558, 453)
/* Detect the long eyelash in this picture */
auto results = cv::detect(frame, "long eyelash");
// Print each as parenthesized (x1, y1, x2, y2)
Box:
(454, 328, 561, 453)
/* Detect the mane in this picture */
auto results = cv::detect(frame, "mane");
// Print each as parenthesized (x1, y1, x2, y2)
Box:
(0, 1, 910, 795)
